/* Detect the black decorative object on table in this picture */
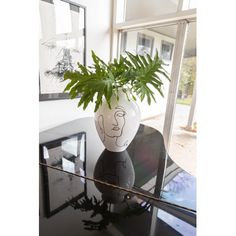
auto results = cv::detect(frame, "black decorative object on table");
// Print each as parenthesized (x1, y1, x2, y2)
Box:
(69, 195, 150, 231)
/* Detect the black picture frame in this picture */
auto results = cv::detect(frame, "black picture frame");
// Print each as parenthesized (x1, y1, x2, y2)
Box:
(39, 0, 86, 101)
(39, 132, 87, 217)
(160, 40, 174, 61)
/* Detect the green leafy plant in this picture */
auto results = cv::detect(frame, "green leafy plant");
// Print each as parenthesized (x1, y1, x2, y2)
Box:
(63, 50, 170, 112)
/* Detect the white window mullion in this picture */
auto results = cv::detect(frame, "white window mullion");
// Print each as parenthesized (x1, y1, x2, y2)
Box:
(186, 80, 196, 129)
(115, 9, 196, 31)
(162, 20, 189, 151)
(116, 30, 122, 59)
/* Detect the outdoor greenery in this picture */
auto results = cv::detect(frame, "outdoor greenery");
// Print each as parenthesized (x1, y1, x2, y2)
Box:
(177, 57, 196, 105)
(63, 51, 170, 112)
(176, 97, 192, 106)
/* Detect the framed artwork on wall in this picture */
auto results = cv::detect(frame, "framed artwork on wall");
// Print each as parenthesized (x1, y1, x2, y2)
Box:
(39, 0, 86, 101)
(39, 132, 87, 217)
(160, 40, 174, 61)
(136, 33, 154, 56)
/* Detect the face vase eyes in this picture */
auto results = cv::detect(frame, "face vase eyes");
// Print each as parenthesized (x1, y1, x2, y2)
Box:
(116, 111, 126, 117)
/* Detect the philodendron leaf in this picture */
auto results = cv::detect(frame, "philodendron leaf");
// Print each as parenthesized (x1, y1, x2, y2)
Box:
(63, 50, 170, 111)
(63, 79, 78, 92)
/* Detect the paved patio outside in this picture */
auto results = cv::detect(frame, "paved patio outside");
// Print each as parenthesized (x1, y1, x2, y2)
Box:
(142, 104, 196, 177)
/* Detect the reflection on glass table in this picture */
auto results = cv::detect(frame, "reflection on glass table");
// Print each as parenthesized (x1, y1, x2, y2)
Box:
(39, 164, 196, 236)
(161, 162, 196, 210)
(39, 132, 86, 217)
(94, 149, 135, 204)
(39, 117, 196, 234)
(125, 125, 196, 211)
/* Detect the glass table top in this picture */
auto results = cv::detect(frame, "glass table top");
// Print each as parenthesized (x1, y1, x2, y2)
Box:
(39, 117, 196, 235)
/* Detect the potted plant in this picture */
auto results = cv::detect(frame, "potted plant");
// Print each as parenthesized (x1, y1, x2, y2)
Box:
(63, 51, 170, 152)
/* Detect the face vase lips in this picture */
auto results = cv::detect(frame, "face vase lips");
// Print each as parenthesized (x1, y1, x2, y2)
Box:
(112, 127, 120, 131)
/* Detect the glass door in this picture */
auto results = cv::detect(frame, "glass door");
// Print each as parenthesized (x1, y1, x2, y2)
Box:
(167, 21, 196, 176)
(119, 24, 178, 132)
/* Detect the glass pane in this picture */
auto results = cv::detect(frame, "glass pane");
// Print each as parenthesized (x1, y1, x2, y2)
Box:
(118, 22, 196, 210)
(168, 22, 196, 176)
(40, 117, 197, 212)
(40, 163, 196, 234)
(120, 24, 177, 132)
(54, 0, 72, 34)
(78, 7, 85, 30)
(125, 0, 179, 21)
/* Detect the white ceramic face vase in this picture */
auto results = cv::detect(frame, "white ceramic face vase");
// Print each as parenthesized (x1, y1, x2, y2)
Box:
(94, 91, 141, 152)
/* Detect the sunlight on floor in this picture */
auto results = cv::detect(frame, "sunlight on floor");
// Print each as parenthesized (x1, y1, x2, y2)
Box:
(142, 104, 196, 177)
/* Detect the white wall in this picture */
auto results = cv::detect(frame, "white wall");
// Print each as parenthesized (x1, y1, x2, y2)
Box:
(39, 0, 112, 131)
(124, 29, 175, 119)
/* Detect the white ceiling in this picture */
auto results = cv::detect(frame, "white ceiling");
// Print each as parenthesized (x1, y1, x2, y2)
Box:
(150, 22, 196, 57)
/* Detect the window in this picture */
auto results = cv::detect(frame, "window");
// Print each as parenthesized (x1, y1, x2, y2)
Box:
(119, 24, 177, 121)
(136, 33, 154, 56)
(160, 40, 174, 61)
(168, 22, 196, 176)
(115, 0, 196, 210)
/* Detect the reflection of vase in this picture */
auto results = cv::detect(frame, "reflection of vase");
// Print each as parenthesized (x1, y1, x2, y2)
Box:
(94, 149, 135, 203)
(94, 90, 140, 152)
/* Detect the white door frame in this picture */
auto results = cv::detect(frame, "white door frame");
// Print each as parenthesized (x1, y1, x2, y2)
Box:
(162, 20, 189, 150)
